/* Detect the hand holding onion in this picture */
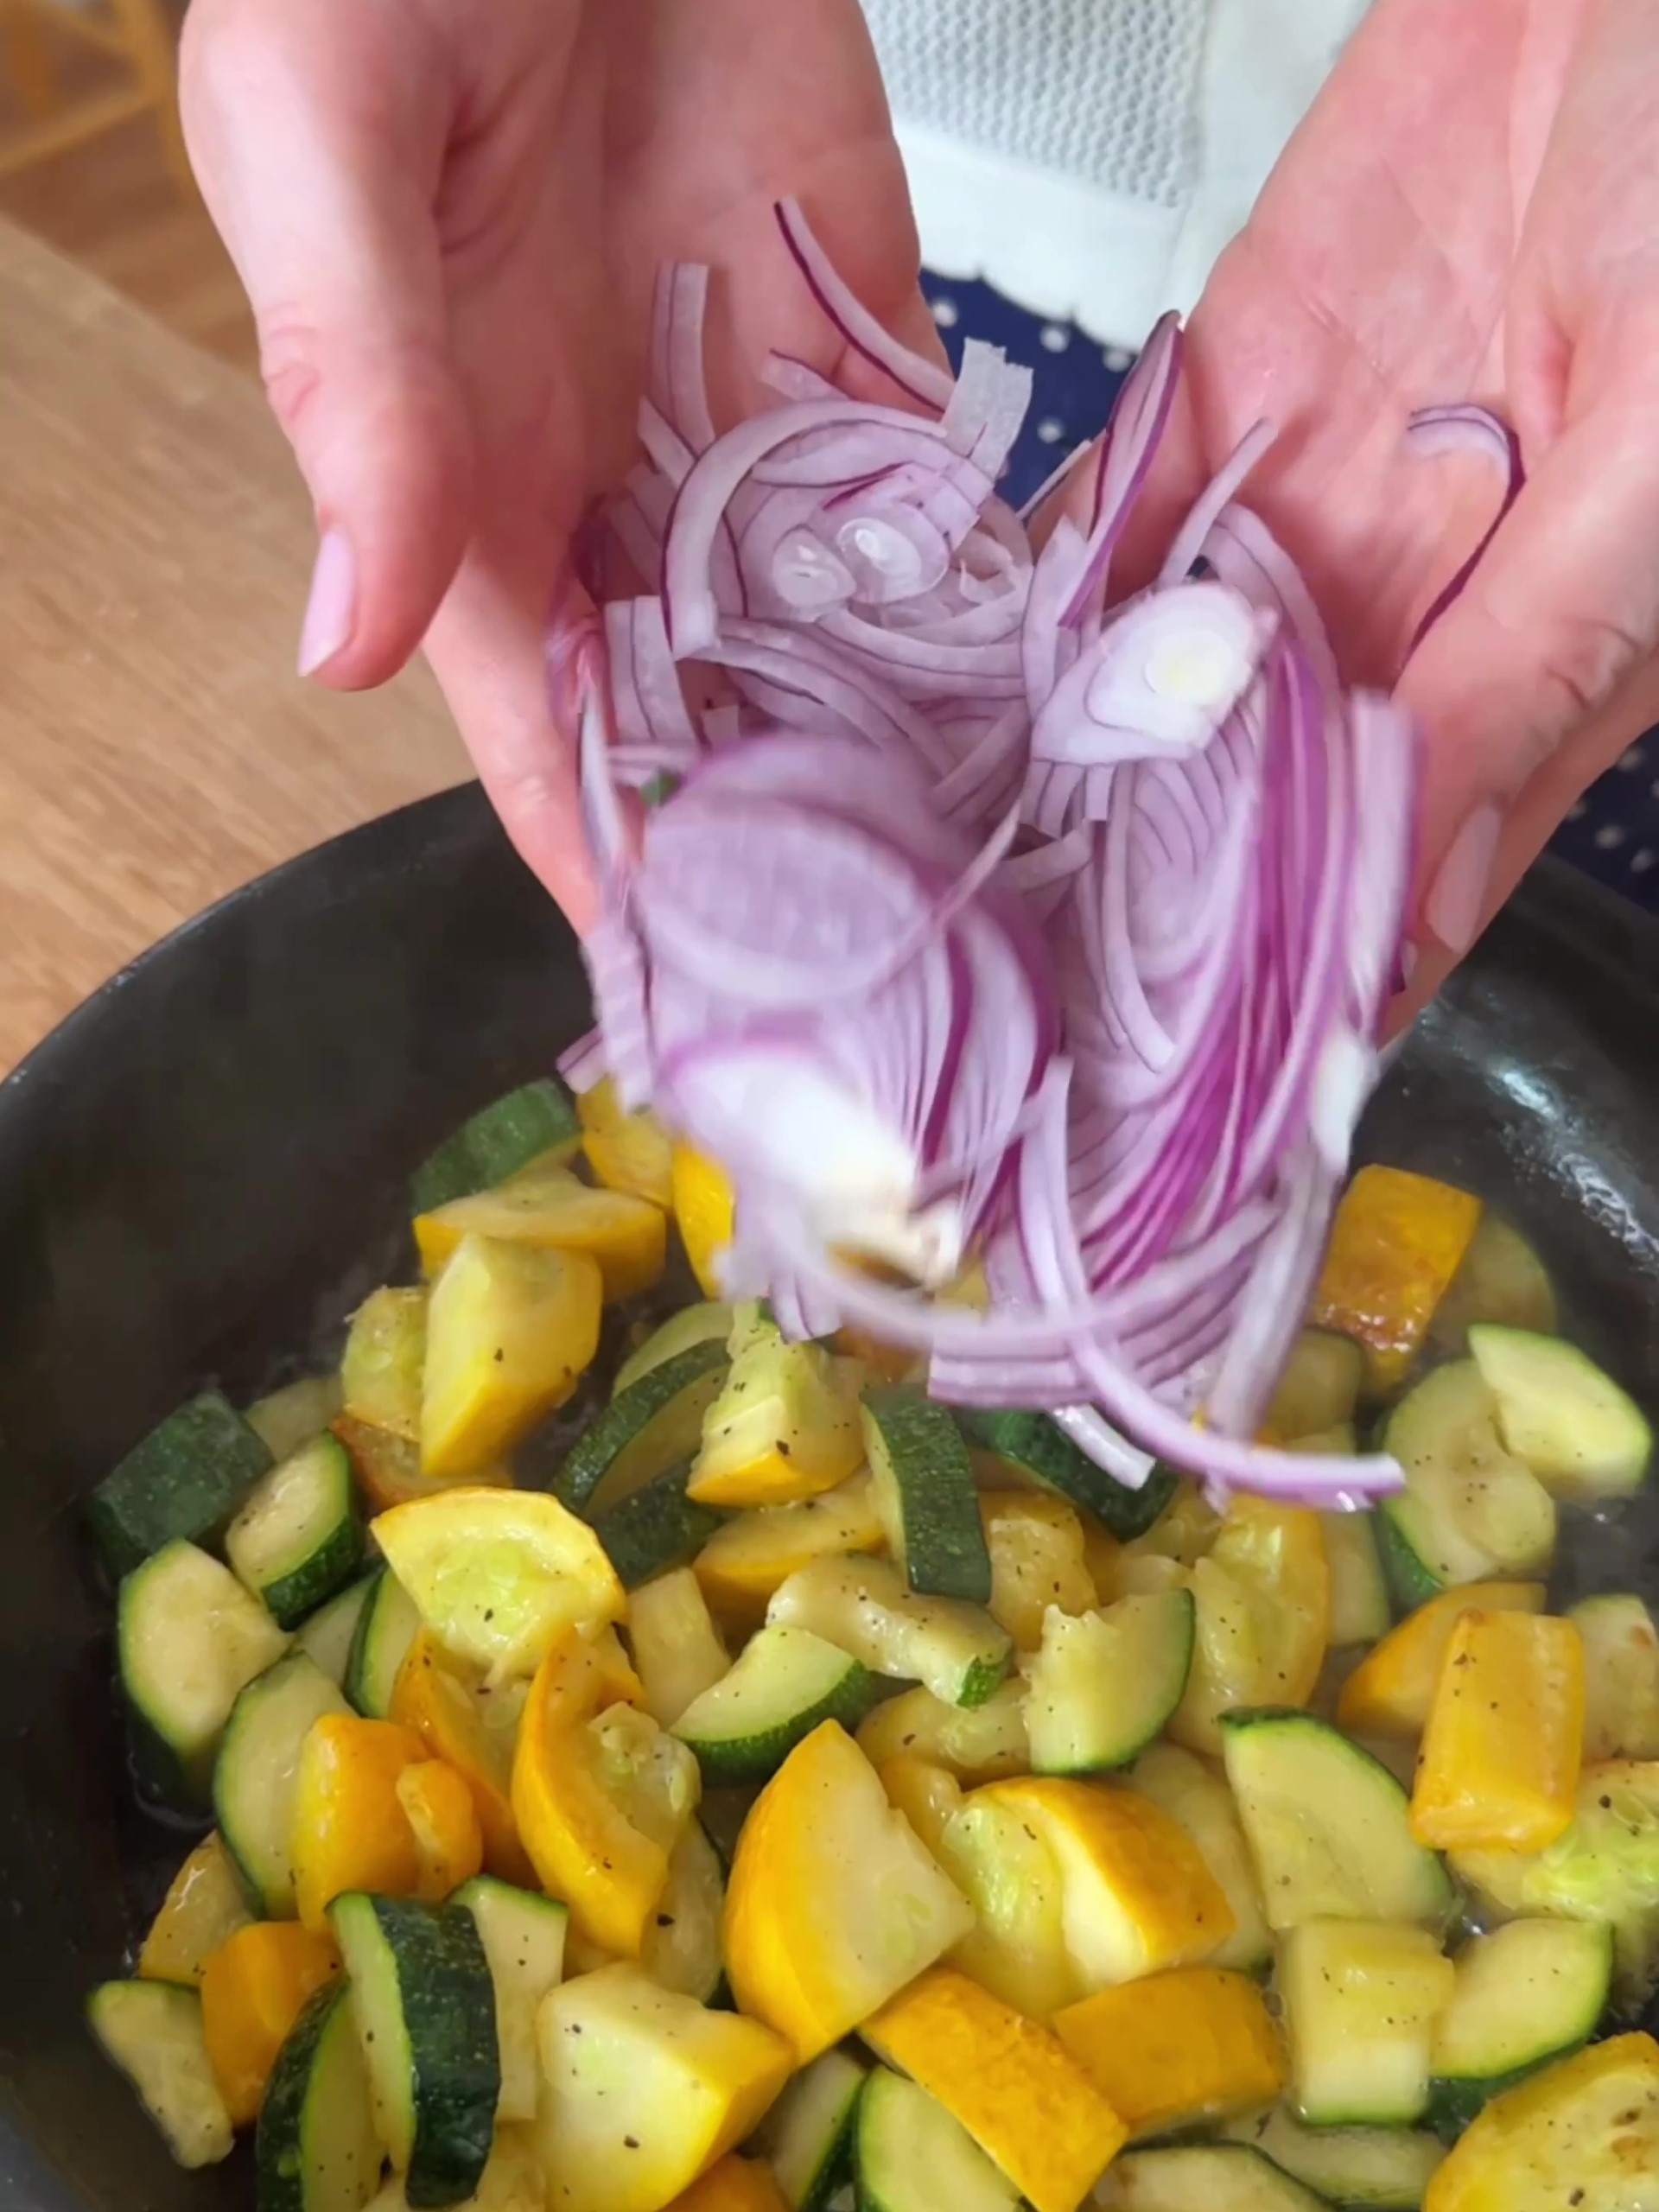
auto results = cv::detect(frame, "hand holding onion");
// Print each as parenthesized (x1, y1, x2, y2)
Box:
(1150, 0, 1659, 1005)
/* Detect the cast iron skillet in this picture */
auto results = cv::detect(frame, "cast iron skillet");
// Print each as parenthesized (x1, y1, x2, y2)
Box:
(0, 781, 1656, 2212)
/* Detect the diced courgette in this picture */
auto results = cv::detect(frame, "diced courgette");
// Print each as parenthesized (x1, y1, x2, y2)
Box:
(953, 1406, 1176, 1538)
(588, 1461, 726, 1590)
(1450, 1759, 1659, 2019)
(1096, 2145, 1329, 2212)
(555, 1338, 729, 1513)
(89, 1389, 274, 1581)
(759, 2046, 866, 2211)
(854, 2067, 1018, 2212)
(119, 1538, 290, 1811)
(613, 1304, 734, 1398)
(1223, 2107, 1445, 2209)
(453, 1876, 567, 2126)
(767, 1554, 1012, 1708)
(1025, 1590, 1194, 1773)
(257, 1979, 385, 2212)
(1429, 1213, 1558, 1352)
(1264, 1329, 1365, 1444)
(346, 1567, 424, 1719)
(227, 1432, 362, 1628)
(1320, 1510, 1391, 1647)
(1279, 1918, 1455, 2126)
(1220, 1708, 1453, 1929)
(639, 1820, 726, 2003)
(1428, 1918, 1612, 2135)
(298, 1574, 378, 1690)
(411, 1079, 581, 1214)
(1377, 1360, 1556, 1609)
(626, 1567, 730, 1730)
(247, 1372, 347, 1463)
(862, 1387, 991, 1604)
(1571, 1592, 1659, 1760)
(216, 1651, 352, 1915)
(1468, 1324, 1652, 1501)
(674, 1624, 873, 1783)
(87, 1979, 235, 2170)
(330, 1893, 499, 2209)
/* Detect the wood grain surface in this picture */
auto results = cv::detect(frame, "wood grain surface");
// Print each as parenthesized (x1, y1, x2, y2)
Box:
(0, 215, 470, 1073)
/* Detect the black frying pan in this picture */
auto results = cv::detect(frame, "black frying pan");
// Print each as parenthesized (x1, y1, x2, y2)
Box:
(0, 782, 1655, 2212)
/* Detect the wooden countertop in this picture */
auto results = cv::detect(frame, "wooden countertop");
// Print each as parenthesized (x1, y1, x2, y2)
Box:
(0, 215, 471, 1073)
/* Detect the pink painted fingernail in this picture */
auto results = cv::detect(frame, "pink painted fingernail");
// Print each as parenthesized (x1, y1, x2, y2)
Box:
(1423, 800, 1503, 954)
(297, 528, 357, 677)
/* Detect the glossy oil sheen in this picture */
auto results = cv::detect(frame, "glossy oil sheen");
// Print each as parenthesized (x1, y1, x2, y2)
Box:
(0, 783, 1655, 2211)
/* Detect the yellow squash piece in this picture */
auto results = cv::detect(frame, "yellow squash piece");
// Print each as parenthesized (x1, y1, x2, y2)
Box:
(724, 1719, 974, 2062)
(138, 1833, 254, 1986)
(671, 1144, 737, 1300)
(534, 1964, 791, 2212)
(693, 1474, 886, 1625)
(421, 1234, 603, 1478)
(1410, 1609, 1584, 1852)
(856, 1679, 1030, 1782)
(1052, 1967, 1285, 2138)
(395, 1759, 484, 1900)
(341, 1286, 429, 1440)
(863, 1967, 1128, 2212)
(880, 1755, 1077, 2017)
(1423, 2031, 1659, 2212)
(974, 1777, 1235, 1988)
(511, 1628, 694, 1955)
(689, 1322, 865, 1510)
(1170, 1497, 1330, 1755)
(391, 1630, 536, 1885)
(289, 1713, 430, 1929)
(415, 1166, 666, 1303)
(1126, 1745, 1271, 1974)
(200, 1920, 341, 2126)
(1337, 1581, 1548, 1738)
(373, 1485, 625, 1685)
(577, 1077, 676, 1208)
(667, 2155, 788, 2212)
(1310, 1165, 1483, 1393)
(978, 1491, 1096, 1650)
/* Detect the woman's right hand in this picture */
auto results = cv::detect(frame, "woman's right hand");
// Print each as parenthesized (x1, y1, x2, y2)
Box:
(181, 0, 930, 929)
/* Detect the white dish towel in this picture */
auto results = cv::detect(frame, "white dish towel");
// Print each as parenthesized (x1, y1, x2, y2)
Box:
(862, 0, 1372, 347)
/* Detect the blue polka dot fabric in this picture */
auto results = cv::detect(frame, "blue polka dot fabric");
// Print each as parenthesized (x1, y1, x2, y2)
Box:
(921, 270, 1659, 912)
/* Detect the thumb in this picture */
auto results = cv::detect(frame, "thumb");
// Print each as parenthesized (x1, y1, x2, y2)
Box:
(1398, 365, 1659, 962)
(180, 0, 472, 686)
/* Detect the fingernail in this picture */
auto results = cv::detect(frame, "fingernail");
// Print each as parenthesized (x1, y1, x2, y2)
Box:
(1423, 800, 1503, 954)
(297, 528, 356, 677)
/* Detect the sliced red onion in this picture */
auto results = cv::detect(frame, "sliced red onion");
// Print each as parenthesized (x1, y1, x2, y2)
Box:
(556, 201, 1479, 1507)
(774, 197, 956, 412)
(1405, 403, 1525, 650)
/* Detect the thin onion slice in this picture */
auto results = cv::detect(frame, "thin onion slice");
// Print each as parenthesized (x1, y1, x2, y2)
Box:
(556, 201, 1495, 1506)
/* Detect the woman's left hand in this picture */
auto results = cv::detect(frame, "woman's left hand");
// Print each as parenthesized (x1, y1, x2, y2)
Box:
(1137, 0, 1659, 1003)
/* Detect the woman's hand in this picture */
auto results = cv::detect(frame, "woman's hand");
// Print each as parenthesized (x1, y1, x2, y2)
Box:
(1147, 0, 1659, 1001)
(180, 0, 929, 927)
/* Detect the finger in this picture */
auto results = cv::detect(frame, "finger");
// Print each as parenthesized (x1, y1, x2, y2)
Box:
(1390, 647, 1659, 1030)
(423, 565, 601, 937)
(180, 0, 472, 687)
(1398, 365, 1659, 959)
